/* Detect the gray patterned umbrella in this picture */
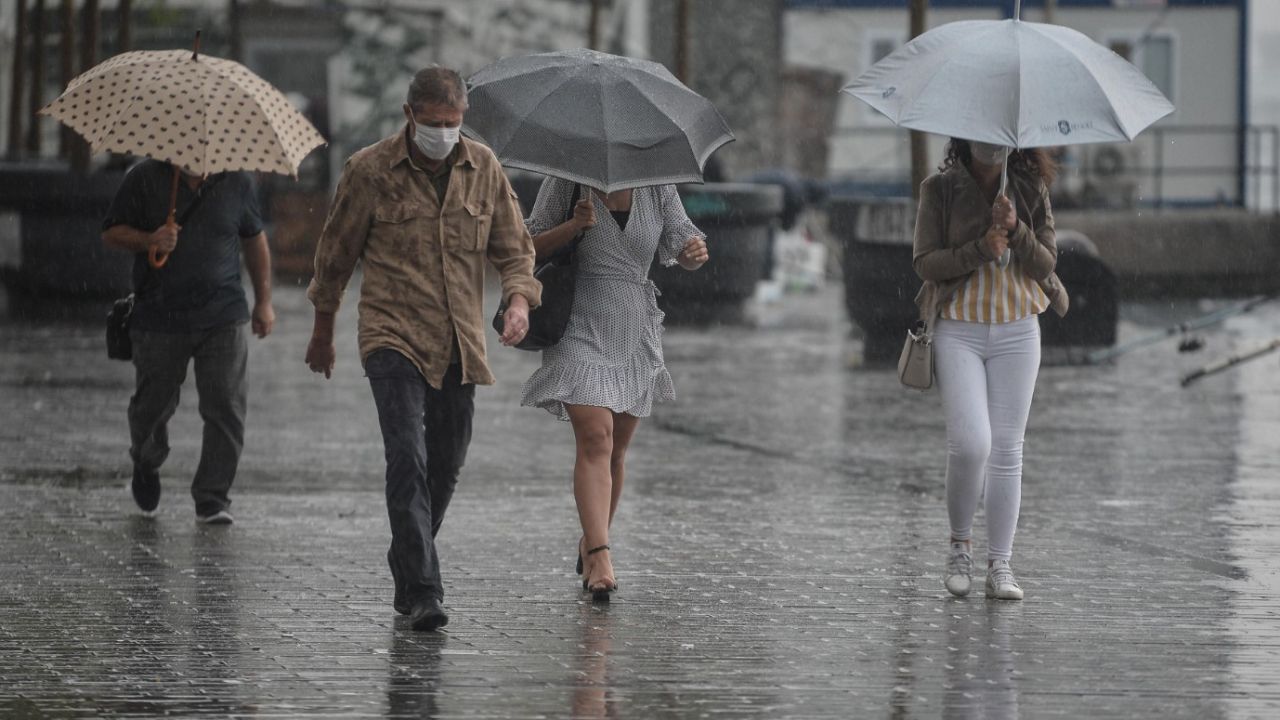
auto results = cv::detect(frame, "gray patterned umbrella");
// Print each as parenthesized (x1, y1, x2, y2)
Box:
(38, 38, 325, 267)
(464, 49, 734, 193)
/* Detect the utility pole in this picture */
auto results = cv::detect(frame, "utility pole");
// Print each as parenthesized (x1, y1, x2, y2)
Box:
(8, 0, 27, 158)
(674, 0, 690, 84)
(909, 0, 928, 201)
(588, 0, 602, 50)
(58, 0, 74, 159)
(1044, 0, 1057, 24)
(228, 0, 242, 63)
(81, 0, 98, 73)
(117, 0, 131, 52)
(71, 0, 98, 172)
(26, 0, 46, 156)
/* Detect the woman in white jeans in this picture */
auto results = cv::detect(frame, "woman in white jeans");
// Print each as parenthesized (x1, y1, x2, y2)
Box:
(911, 139, 1069, 600)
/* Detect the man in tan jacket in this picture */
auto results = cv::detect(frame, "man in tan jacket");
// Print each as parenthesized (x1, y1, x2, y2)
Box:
(305, 67, 540, 631)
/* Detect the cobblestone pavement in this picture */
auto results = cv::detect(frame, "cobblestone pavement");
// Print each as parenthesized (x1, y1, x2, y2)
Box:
(2, 281, 1279, 718)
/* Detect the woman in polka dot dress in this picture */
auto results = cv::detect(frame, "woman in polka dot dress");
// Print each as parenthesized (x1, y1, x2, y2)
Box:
(521, 176, 709, 601)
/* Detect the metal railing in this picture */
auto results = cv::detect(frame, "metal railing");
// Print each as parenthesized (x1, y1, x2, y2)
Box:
(826, 124, 1280, 212)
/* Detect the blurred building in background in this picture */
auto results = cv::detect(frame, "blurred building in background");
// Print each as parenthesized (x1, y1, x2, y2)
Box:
(0, 0, 1273, 297)
(0, 0, 786, 281)
(782, 0, 1275, 212)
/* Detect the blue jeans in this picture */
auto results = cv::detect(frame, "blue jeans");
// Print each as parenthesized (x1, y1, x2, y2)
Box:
(128, 322, 248, 516)
(366, 349, 475, 606)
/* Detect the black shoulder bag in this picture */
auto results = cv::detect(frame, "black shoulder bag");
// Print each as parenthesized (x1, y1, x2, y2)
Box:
(493, 184, 585, 352)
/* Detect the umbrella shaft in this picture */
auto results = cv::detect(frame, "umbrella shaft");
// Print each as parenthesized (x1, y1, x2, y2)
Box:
(168, 164, 180, 222)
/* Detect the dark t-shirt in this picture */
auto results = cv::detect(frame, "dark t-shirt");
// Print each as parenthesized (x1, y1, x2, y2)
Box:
(103, 160, 263, 333)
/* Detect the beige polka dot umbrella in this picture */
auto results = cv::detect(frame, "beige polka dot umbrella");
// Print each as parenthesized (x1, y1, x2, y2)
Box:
(38, 36, 326, 267)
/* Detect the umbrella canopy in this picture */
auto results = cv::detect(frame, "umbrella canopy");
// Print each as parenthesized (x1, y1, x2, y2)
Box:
(842, 18, 1174, 149)
(39, 43, 325, 267)
(464, 48, 734, 193)
(39, 48, 325, 178)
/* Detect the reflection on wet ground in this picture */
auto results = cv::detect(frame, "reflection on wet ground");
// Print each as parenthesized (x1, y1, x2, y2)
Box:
(1, 285, 1278, 717)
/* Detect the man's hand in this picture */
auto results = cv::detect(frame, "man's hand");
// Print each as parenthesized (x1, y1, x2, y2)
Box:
(150, 223, 179, 253)
(305, 334, 336, 379)
(983, 225, 1010, 260)
(677, 236, 709, 270)
(251, 302, 275, 338)
(499, 294, 530, 346)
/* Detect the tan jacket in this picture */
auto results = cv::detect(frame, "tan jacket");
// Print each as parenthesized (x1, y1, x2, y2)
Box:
(308, 129, 542, 388)
(912, 165, 1068, 323)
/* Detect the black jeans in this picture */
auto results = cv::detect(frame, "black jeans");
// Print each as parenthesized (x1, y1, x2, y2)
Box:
(128, 322, 248, 516)
(366, 349, 475, 606)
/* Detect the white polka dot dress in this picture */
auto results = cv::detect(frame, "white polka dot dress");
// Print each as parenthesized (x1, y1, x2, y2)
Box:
(521, 177, 703, 421)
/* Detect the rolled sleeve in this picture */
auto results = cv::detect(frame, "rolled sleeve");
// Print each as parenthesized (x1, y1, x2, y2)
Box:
(487, 175, 542, 308)
(307, 160, 372, 313)
(657, 184, 703, 267)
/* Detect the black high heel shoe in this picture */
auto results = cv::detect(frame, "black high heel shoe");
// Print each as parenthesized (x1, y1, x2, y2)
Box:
(582, 544, 617, 602)
(575, 535, 584, 575)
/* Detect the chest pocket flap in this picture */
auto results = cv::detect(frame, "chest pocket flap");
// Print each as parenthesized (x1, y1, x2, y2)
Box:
(374, 203, 432, 224)
(461, 199, 492, 252)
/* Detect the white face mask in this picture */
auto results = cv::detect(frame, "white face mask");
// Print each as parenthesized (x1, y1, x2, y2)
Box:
(413, 123, 460, 160)
(969, 141, 1008, 165)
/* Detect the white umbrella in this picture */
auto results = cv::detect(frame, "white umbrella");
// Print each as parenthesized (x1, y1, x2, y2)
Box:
(842, 2, 1173, 265)
(843, 10, 1173, 149)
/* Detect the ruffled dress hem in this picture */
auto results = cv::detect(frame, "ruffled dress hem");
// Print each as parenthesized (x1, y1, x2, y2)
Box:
(521, 360, 675, 421)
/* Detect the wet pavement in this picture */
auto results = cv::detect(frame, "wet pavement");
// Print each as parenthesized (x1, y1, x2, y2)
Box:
(2, 279, 1279, 718)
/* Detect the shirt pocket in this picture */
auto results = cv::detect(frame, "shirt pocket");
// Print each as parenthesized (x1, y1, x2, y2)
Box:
(461, 199, 492, 253)
(372, 202, 432, 254)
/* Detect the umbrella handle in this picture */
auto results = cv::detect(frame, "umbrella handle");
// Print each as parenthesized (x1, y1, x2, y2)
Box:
(149, 167, 182, 268)
(997, 147, 1012, 268)
(148, 231, 173, 268)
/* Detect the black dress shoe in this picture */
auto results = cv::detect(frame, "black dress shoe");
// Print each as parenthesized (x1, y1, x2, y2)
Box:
(393, 585, 410, 615)
(131, 466, 161, 512)
(409, 598, 449, 632)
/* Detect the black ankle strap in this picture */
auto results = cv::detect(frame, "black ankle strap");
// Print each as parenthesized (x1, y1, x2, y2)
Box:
(586, 544, 610, 555)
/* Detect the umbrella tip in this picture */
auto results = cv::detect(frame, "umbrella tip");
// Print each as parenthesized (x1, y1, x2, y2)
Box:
(193, 29, 202, 61)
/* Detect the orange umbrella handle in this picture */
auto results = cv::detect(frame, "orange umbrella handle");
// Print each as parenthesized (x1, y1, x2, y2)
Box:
(149, 165, 182, 269)
(148, 243, 171, 268)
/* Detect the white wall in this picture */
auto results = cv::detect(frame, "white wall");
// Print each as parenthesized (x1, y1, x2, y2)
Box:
(1054, 6, 1241, 206)
(786, 4, 1245, 207)
(1250, 0, 1279, 211)
(786, 7, 995, 188)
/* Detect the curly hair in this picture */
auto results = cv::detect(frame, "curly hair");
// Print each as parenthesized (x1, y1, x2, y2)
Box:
(941, 138, 1058, 187)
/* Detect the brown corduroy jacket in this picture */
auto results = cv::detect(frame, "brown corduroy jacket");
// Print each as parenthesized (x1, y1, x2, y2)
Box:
(911, 165, 1069, 324)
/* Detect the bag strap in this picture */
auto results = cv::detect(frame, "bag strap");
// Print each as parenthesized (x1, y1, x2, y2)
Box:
(542, 183, 585, 265)
(175, 173, 224, 227)
(564, 183, 585, 252)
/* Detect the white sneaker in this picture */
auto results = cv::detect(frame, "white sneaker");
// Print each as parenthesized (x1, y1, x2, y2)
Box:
(197, 510, 234, 525)
(985, 559, 1023, 600)
(944, 542, 972, 597)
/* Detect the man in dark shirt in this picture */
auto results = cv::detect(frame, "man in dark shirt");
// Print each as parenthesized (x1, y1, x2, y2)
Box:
(102, 159, 275, 524)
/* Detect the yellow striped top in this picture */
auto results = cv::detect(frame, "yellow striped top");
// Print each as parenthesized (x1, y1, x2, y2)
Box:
(938, 255, 1049, 323)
